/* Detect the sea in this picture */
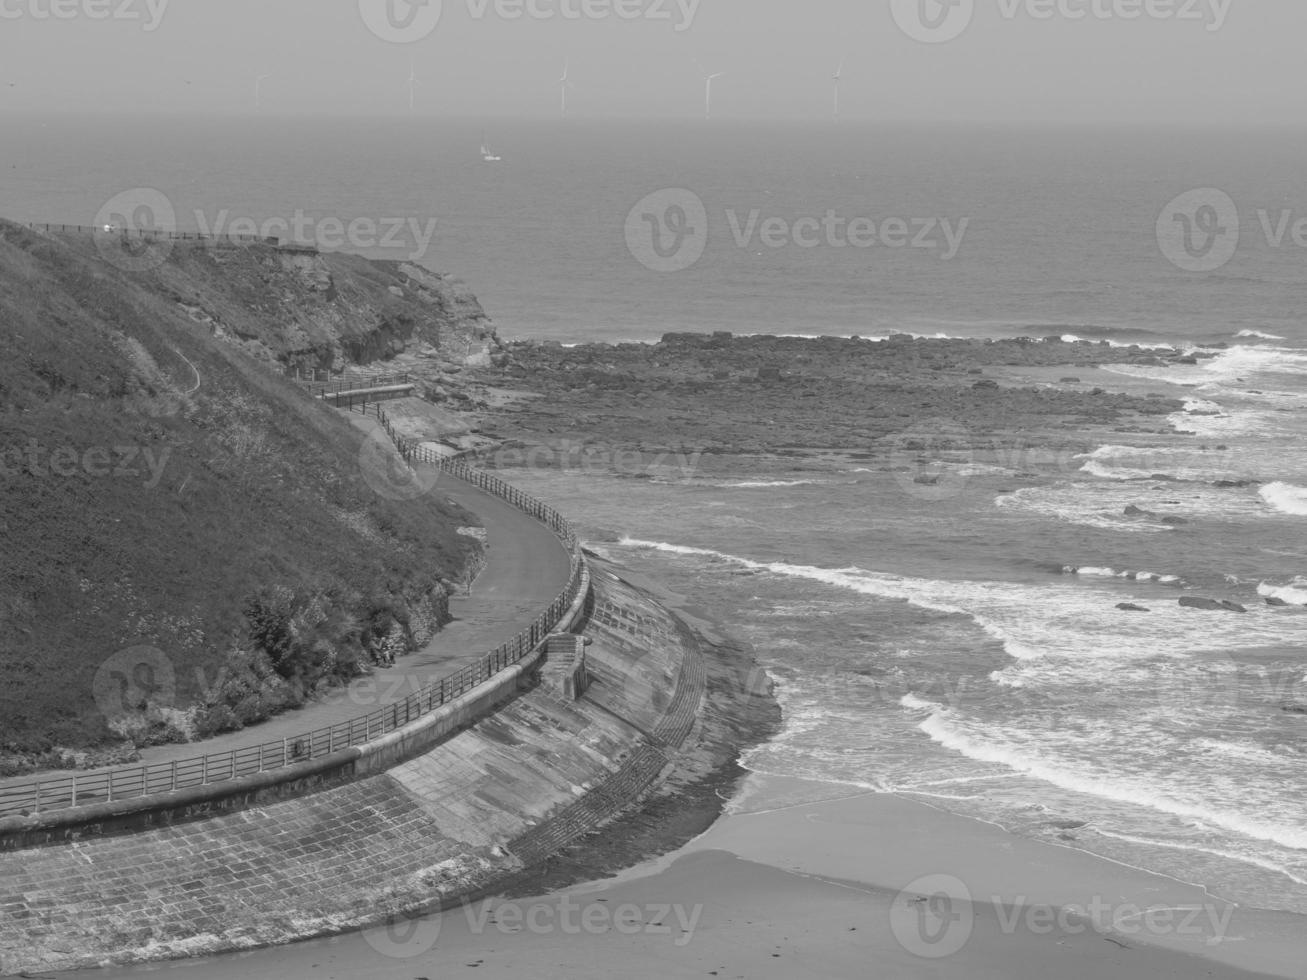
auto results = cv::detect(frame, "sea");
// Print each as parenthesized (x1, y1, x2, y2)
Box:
(3, 116, 1306, 915)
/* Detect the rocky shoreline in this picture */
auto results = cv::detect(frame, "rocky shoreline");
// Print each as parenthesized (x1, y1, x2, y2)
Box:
(444, 333, 1196, 461)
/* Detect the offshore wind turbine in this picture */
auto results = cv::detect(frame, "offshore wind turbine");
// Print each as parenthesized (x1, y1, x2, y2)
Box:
(832, 57, 845, 121)
(698, 64, 726, 120)
(407, 60, 419, 112)
(558, 59, 573, 117)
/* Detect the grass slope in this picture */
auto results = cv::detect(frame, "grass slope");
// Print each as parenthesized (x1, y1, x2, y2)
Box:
(0, 222, 478, 768)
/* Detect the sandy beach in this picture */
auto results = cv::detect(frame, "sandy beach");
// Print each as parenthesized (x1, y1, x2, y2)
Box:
(70, 773, 1306, 980)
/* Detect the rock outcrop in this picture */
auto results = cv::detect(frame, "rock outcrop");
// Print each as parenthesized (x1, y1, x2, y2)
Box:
(1179, 598, 1248, 613)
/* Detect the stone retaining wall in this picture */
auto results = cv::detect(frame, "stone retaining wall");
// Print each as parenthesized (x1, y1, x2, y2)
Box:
(0, 563, 708, 975)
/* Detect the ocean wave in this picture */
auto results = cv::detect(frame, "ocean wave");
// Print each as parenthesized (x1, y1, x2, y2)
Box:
(618, 537, 1306, 666)
(1063, 566, 1183, 585)
(1080, 459, 1179, 483)
(998, 486, 1182, 533)
(1260, 483, 1307, 516)
(710, 479, 820, 489)
(1258, 577, 1307, 605)
(1203, 346, 1307, 380)
(989, 668, 1027, 688)
(1101, 345, 1307, 391)
(1236, 330, 1287, 341)
(1100, 363, 1208, 386)
(1092, 828, 1307, 887)
(1080, 445, 1258, 485)
(918, 710, 1307, 853)
(899, 693, 941, 712)
(1057, 333, 1176, 351)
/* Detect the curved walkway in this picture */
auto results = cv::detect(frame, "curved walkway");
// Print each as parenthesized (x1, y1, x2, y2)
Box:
(0, 416, 571, 813)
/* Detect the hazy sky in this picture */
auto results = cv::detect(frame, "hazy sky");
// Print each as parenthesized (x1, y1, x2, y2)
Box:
(0, 0, 1299, 123)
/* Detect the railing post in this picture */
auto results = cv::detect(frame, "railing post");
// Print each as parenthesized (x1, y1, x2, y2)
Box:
(108, 768, 114, 802)
(33, 781, 40, 815)
(202, 755, 208, 785)
(71, 774, 77, 809)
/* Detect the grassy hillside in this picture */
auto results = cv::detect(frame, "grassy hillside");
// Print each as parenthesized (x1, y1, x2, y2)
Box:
(0, 222, 481, 771)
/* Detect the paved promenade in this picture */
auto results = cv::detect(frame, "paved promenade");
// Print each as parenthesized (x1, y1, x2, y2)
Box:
(0, 415, 571, 809)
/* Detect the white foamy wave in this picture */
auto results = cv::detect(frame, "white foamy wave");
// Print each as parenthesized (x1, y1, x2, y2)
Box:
(1236, 330, 1286, 341)
(620, 537, 726, 559)
(1080, 442, 1297, 484)
(1081, 445, 1236, 483)
(1258, 577, 1307, 605)
(899, 693, 941, 712)
(1058, 333, 1175, 350)
(998, 487, 1182, 533)
(1081, 459, 1156, 482)
(619, 537, 1307, 667)
(1260, 483, 1307, 516)
(1182, 346, 1307, 387)
(919, 713, 1307, 853)
(989, 669, 1026, 688)
(1063, 566, 1183, 585)
(1100, 363, 1212, 386)
(1093, 827, 1307, 887)
(710, 479, 820, 489)
(999, 482, 1267, 531)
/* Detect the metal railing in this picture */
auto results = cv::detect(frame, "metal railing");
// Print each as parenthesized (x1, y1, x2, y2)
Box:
(304, 374, 414, 399)
(0, 406, 585, 819)
(24, 223, 270, 245)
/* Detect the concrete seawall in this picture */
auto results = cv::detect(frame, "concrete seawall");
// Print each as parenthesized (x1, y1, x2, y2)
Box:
(0, 562, 722, 974)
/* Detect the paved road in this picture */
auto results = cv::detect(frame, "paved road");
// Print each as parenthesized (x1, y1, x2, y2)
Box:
(0, 416, 571, 814)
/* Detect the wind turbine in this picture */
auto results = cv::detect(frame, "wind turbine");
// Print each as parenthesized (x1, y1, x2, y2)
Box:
(832, 57, 846, 121)
(698, 63, 726, 121)
(254, 73, 272, 112)
(407, 60, 419, 113)
(558, 59, 573, 117)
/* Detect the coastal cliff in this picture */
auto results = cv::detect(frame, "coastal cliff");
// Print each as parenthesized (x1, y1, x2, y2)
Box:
(0, 222, 494, 772)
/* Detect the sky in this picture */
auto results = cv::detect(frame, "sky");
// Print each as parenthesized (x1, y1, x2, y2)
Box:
(0, 0, 1300, 124)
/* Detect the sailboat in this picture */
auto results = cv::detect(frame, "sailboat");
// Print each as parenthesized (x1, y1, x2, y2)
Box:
(480, 132, 502, 162)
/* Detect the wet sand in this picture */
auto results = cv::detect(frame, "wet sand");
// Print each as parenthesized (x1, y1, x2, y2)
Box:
(66, 775, 1306, 980)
